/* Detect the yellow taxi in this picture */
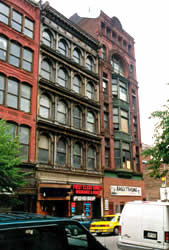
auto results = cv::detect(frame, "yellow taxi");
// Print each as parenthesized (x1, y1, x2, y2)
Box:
(89, 214, 120, 235)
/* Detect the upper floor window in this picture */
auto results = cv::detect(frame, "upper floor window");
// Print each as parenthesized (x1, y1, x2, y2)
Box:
(42, 30, 52, 47)
(73, 143, 82, 168)
(40, 95, 51, 118)
(113, 107, 129, 133)
(73, 75, 81, 94)
(20, 83, 31, 112)
(9, 42, 21, 67)
(41, 60, 51, 80)
(87, 111, 95, 133)
(111, 55, 124, 76)
(112, 77, 128, 102)
(73, 106, 82, 129)
(58, 68, 67, 88)
(88, 146, 96, 170)
(0, 2, 9, 25)
(0, 74, 4, 104)
(57, 101, 67, 124)
(38, 135, 50, 163)
(56, 138, 66, 166)
(86, 82, 94, 99)
(86, 56, 94, 71)
(12, 10, 22, 32)
(73, 48, 81, 64)
(7, 78, 18, 109)
(22, 48, 33, 72)
(58, 39, 67, 56)
(104, 104, 109, 129)
(0, 36, 7, 61)
(101, 45, 106, 60)
(0, 2, 34, 39)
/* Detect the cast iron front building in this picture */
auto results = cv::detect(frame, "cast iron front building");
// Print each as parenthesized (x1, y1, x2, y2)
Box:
(70, 11, 145, 214)
(36, 3, 103, 217)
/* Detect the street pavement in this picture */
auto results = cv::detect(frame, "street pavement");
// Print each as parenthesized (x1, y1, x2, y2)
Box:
(95, 233, 119, 250)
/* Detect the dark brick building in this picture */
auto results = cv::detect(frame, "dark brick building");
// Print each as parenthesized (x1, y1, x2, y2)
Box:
(70, 11, 145, 214)
(0, 0, 40, 210)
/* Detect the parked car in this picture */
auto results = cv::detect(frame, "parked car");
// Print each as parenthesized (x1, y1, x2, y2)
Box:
(0, 211, 108, 250)
(117, 200, 169, 250)
(89, 214, 120, 235)
(71, 215, 93, 230)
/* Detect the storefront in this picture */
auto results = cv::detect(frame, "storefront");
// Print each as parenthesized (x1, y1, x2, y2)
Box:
(71, 184, 103, 218)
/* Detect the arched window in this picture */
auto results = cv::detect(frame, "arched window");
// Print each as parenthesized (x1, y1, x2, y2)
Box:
(19, 126, 30, 161)
(88, 146, 96, 170)
(73, 75, 81, 94)
(73, 48, 81, 64)
(86, 82, 94, 99)
(73, 106, 82, 129)
(40, 95, 51, 118)
(73, 143, 82, 168)
(87, 111, 95, 133)
(111, 55, 124, 76)
(38, 135, 49, 163)
(41, 60, 51, 80)
(42, 30, 52, 47)
(56, 138, 66, 165)
(58, 39, 67, 56)
(0, 36, 7, 61)
(101, 45, 106, 60)
(58, 68, 67, 87)
(57, 101, 67, 124)
(86, 56, 93, 71)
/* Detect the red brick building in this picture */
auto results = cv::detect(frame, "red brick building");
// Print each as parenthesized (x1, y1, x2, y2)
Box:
(0, 0, 40, 210)
(70, 11, 145, 214)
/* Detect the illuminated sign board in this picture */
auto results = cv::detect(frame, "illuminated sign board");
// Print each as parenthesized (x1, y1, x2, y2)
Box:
(73, 196, 96, 201)
(110, 185, 142, 196)
(72, 185, 103, 195)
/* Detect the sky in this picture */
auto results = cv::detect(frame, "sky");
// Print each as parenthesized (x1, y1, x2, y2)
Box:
(45, 0, 169, 145)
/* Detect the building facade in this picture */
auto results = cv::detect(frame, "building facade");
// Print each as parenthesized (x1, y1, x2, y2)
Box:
(0, 0, 40, 210)
(70, 11, 145, 214)
(36, 3, 103, 217)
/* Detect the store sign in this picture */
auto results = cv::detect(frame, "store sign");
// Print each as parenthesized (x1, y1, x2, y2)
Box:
(111, 185, 142, 196)
(73, 196, 96, 201)
(72, 184, 102, 195)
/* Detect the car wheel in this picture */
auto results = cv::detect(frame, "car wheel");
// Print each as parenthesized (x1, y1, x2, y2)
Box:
(114, 227, 119, 235)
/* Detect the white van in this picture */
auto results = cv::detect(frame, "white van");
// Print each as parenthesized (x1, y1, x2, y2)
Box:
(117, 201, 169, 250)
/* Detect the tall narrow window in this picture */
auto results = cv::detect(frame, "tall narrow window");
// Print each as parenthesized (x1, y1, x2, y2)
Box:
(87, 112, 95, 133)
(41, 60, 51, 80)
(12, 10, 22, 32)
(86, 56, 93, 71)
(0, 74, 5, 104)
(56, 139, 66, 165)
(73, 106, 82, 129)
(88, 146, 96, 170)
(20, 84, 31, 113)
(57, 101, 67, 124)
(0, 36, 7, 61)
(22, 48, 33, 72)
(73, 76, 81, 94)
(38, 135, 49, 163)
(105, 148, 110, 168)
(24, 18, 34, 39)
(58, 40, 67, 56)
(73, 48, 81, 64)
(7, 78, 18, 109)
(113, 107, 119, 130)
(7, 122, 17, 139)
(111, 55, 124, 76)
(19, 126, 30, 161)
(42, 30, 51, 47)
(121, 110, 129, 133)
(101, 45, 106, 60)
(86, 82, 94, 99)
(58, 68, 67, 87)
(9, 42, 21, 67)
(114, 141, 120, 169)
(122, 142, 131, 169)
(104, 104, 109, 128)
(119, 81, 127, 102)
(112, 79, 118, 96)
(40, 95, 50, 118)
(0, 2, 10, 25)
(73, 143, 82, 168)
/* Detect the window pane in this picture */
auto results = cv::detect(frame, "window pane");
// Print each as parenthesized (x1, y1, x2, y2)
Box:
(40, 106, 49, 118)
(8, 79, 18, 94)
(7, 123, 17, 139)
(41, 61, 51, 80)
(57, 140, 66, 165)
(73, 49, 80, 63)
(87, 83, 94, 99)
(19, 127, 29, 144)
(38, 148, 49, 162)
(0, 3, 9, 24)
(73, 76, 80, 93)
(0, 36, 7, 60)
(21, 84, 31, 98)
(58, 68, 67, 87)
(20, 145, 28, 161)
(22, 49, 33, 72)
(12, 10, 22, 32)
(20, 98, 30, 112)
(9, 43, 21, 67)
(40, 95, 50, 118)
(58, 40, 66, 55)
(24, 18, 34, 38)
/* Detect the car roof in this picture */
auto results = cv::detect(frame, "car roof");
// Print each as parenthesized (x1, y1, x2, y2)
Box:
(0, 212, 70, 231)
(104, 214, 120, 217)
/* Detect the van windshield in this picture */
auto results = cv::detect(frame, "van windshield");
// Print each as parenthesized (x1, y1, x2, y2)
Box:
(0, 223, 91, 250)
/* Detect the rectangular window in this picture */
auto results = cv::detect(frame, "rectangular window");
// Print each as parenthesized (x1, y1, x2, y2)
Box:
(113, 107, 119, 130)
(0, 2, 9, 25)
(0, 36, 7, 61)
(0, 75, 5, 104)
(105, 148, 109, 168)
(122, 142, 131, 169)
(19, 126, 30, 161)
(9, 42, 21, 67)
(24, 17, 34, 39)
(12, 10, 22, 32)
(22, 48, 33, 72)
(121, 110, 128, 133)
(112, 78, 118, 96)
(7, 79, 18, 109)
(114, 140, 120, 169)
(20, 84, 31, 112)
